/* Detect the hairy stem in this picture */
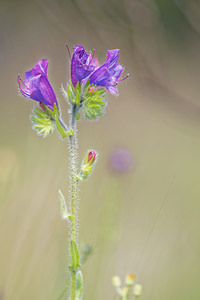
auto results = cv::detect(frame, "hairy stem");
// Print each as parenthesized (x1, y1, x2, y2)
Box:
(69, 104, 78, 300)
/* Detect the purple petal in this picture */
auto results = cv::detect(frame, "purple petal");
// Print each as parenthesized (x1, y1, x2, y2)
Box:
(89, 66, 110, 86)
(107, 85, 118, 95)
(109, 64, 124, 85)
(24, 59, 48, 85)
(18, 59, 58, 110)
(106, 49, 120, 64)
(36, 75, 57, 107)
(71, 45, 99, 87)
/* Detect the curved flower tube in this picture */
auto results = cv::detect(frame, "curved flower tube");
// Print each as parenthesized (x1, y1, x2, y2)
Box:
(17, 59, 58, 111)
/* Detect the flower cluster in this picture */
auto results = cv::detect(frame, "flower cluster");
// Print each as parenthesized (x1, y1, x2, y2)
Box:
(71, 45, 129, 95)
(18, 45, 128, 113)
(112, 274, 142, 300)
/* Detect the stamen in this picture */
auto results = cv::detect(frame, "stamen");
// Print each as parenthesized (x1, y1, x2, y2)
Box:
(91, 49, 95, 61)
(17, 74, 25, 87)
(117, 73, 130, 83)
(81, 49, 96, 70)
(17, 74, 30, 97)
(86, 49, 95, 70)
(66, 44, 72, 60)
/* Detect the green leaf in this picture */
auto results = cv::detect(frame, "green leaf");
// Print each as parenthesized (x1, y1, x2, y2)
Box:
(82, 87, 106, 120)
(69, 240, 81, 271)
(58, 190, 71, 221)
(31, 106, 55, 137)
(75, 271, 83, 300)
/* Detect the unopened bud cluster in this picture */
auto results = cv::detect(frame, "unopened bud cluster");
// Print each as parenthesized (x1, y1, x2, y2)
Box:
(77, 150, 97, 181)
(112, 273, 142, 300)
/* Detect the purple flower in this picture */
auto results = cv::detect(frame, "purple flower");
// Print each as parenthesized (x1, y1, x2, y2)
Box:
(71, 45, 99, 88)
(71, 45, 129, 95)
(89, 49, 128, 95)
(109, 147, 134, 174)
(18, 59, 58, 111)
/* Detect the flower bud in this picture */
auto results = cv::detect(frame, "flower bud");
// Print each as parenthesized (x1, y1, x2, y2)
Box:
(88, 150, 96, 164)
(125, 273, 135, 287)
(78, 150, 97, 180)
(119, 287, 129, 299)
(112, 276, 121, 288)
(133, 284, 142, 297)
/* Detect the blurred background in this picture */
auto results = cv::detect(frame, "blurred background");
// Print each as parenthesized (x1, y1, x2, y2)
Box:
(1, 0, 200, 299)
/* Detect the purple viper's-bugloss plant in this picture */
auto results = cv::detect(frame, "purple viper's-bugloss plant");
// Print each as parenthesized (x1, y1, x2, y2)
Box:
(17, 45, 142, 300)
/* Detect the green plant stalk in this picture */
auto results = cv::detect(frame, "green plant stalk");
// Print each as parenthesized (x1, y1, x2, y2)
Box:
(69, 104, 78, 300)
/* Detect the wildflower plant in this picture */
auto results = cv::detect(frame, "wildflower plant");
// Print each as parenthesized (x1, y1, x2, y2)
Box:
(17, 44, 141, 300)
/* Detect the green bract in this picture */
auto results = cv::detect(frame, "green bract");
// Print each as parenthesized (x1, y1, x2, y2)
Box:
(62, 81, 81, 106)
(69, 240, 81, 271)
(82, 86, 106, 120)
(58, 190, 71, 221)
(31, 106, 55, 137)
(32, 103, 73, 139)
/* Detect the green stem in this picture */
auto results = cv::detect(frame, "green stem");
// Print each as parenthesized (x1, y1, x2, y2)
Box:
(69, 104, 78, 300)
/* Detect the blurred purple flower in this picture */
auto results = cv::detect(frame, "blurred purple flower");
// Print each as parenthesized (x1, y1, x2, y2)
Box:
(109, 147, 134, 173)
(17, 59, 58, 111)
(71, 45, 129, 94)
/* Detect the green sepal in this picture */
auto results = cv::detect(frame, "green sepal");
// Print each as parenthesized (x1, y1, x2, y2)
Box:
(61, 84, 70, 104)
(62, 81, 81, 106)
(44, 102, 60, 119)
(82, 85, 106, 120)
(31, 106, 55, 137)
(58, 190, 71, 221)
(69, 240, 81, 271)
(81, 164, 93, 177)
(78, 151, 98, 181)
(75, 270, 83, 300)
(55, 115, 73, 138)
(82, 80, 91, 95)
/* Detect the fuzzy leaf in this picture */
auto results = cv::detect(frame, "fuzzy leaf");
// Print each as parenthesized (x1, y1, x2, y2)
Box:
(58, 190, 71, 220)
(69, 240, 81, 271)
(82, 87, 106, 120)
(31, 106, 55, 137)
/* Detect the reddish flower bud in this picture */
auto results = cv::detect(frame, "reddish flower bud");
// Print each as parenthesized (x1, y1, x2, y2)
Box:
(88, 150, 96, 163)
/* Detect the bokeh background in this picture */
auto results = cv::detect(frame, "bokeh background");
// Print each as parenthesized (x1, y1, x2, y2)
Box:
(1, 0, 200, 299)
